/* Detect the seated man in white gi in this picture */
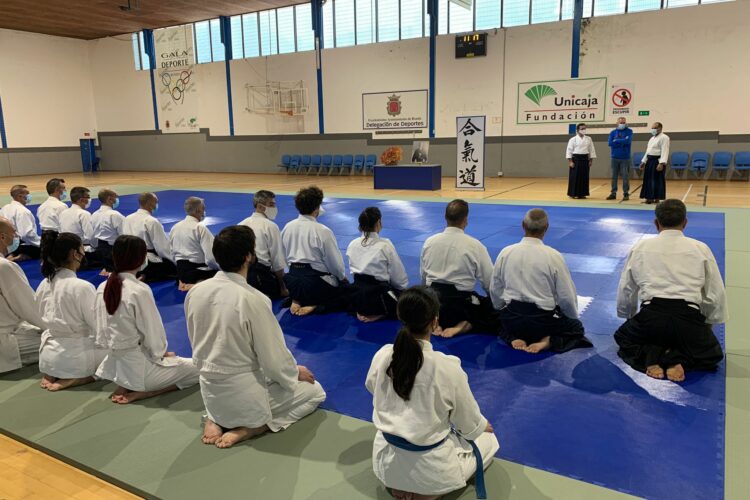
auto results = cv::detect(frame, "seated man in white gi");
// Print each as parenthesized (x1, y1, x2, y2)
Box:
(169, 196, 218, 291)
(123, 192, 176, 282)
(239, 190, 288, 299)
(281, 186, 350, 316)
(91, 188, 125, 273)
(0, 217, 43, 374)
(59, 186, 100, 269)
(36, 178, 68, 248)
(420, 199, 499, 338)
(186, 225, 326, 449)
(615, 199, 726, 382)
(0, 185, 40, 261)
(490, 209, 591, 354)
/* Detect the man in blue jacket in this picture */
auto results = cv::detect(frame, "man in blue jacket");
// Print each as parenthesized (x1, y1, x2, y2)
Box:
(607, 117, 633, 200)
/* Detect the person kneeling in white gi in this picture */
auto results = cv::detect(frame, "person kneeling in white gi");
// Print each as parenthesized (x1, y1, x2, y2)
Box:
(0, 217, 44, 374)
(36, 232, 109, 391)
(366, 287, 499, 500)
(186, 225, 326, 449)
(95, 235, 198, 403)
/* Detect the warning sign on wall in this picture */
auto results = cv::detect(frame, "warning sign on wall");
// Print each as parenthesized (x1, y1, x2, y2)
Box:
(609, 82, 634, 117)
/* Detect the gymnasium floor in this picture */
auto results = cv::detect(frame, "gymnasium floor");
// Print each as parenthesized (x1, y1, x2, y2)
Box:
(1, 172, 749, 500)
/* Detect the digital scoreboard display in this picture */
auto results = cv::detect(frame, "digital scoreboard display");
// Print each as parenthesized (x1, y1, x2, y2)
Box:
(455, 33, 487, 58)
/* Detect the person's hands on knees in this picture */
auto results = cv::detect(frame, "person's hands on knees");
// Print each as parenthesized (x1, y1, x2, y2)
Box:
(298, 365, 315, 384)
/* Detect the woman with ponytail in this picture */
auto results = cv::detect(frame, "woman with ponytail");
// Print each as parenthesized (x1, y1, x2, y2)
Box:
(95, 235, 198, 404)
(36, 232, 108, 391)
(345, 207, 409, 322)
(366, 287, 499, 499)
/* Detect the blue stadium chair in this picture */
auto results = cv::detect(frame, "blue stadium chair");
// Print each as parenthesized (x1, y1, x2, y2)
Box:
(341, 155, 354, 175)
(353, 154, 365, 174)
(670, 152, 689, 178)
(632, 152, 645, 177)
(689, 151, 710, 178)
(331, 155, 343, 175)
(300, 155, 312, 174)
(735, 151, 750, 179)
(290, 155, 301, 174)
(279, 154, 291, 173)
(709, 151, 732, 179)
(320, 155, 333, 175)
(364, 154, 377, 174)
(309, 155, 322, 175)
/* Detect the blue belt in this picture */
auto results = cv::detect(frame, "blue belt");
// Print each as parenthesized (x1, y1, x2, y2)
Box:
(382, 432, 487, 499)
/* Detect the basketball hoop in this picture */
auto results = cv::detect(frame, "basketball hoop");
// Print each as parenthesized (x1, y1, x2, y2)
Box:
(245, 81, 308, 117)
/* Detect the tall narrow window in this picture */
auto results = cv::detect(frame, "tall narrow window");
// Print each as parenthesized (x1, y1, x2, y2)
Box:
(377, 0, 399, 42)
(194, 21, 212, 63)
(357, 0, 376, 44)
(132, 33, 142, 70)
(533, 0, 561, 23)
(336, 0, 356, 47)
(296, 4, 315, 51)
(230, 16, 244, 59)
(259, 10, 279, 56)
(475, 0, 502, 30)
(323, 1, 334, 48)
(210, 18, 226, 61)
(277, 7, 296, 53)
(449, 1, 473, 33)
(243, 13, 260, 58)
(401, 0, 424, 39)
(503, 0, 531, 26)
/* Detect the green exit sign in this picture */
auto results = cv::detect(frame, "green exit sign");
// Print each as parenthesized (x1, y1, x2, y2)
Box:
(638, 110, 650, 116)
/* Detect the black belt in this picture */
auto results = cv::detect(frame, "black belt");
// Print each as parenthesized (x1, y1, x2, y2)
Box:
(642, 297, 700, 310)
(97, 239, 113, 247)
(353, 273, 389, 286)
(289, 262, 330, 276)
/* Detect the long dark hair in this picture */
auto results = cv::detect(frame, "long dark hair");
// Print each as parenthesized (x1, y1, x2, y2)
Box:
(41, 232, 82, 280)
(104, 235, 147, 315)
(387, 286, 440, 401)
(359, 207, 381, 244)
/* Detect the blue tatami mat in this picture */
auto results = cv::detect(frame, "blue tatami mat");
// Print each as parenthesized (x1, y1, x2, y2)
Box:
(17, 190, 726, 500)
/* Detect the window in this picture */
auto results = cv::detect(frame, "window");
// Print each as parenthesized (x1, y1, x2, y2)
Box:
(532, 0, 560, 22)
(401, 0, 424, 39)
(424, 0, 448, 35)
(594, 0, 626, 16)
(259, 10, 278, 55)
(449, 2, 473, 33)
(230, 16, 243, 58)
(242, 13, 260, 57)
(277, 7, 297, 53)
(132, 33, 142, 70)
(666, 0, 699, 7)
(210, 19, 225, 61)
(296, 4, 315, 51)
(475, 0, 502, 29)
(357, 0, 376, 44)
(504, 0, 531, 26)
(561, 0, 593, 19)
(194, 21, 212, 64)
(323, 1, 334, 48)
(335, 0, 356, 47)
(377, 0, 399, 42)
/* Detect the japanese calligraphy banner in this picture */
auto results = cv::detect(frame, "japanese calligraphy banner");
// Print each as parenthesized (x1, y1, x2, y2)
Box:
(362, 90, 428, 130)
(517, 77, 607, 124)
(456, 116, 485, 191)
(155, 25, 200, 133)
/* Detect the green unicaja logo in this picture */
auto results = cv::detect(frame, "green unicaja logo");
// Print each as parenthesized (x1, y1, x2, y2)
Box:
(525, 84, 557, 106)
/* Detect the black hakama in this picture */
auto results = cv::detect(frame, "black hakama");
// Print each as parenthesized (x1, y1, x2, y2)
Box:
(567, 154, 590, 198)
(429, 282, 500, 333)
(11, 242, 40, 260)
(283, 263, 352, 312)
(176, 260, 217, 284)
(498, 301, 592, 353)
(96, 239, 114, 272)
(351, 273, 400, 319)
(137, 251, 177, 282)
(247, 262, 283, 299)
(640, 155, 666, 201)
(614, 298, 723, 372)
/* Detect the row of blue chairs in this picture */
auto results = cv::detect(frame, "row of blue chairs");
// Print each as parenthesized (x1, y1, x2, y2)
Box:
(280, 154, 378, 175)
(632, 151, 750, 178)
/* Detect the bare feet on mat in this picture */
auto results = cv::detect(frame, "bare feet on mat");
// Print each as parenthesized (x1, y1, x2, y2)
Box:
(666, 364, 685, 382)
(357, 313, 384, 323)
(201, 419, 223, 445)
(290, 301, 301, 314)
(435, 321, 472, 338)
(110, 385, 129, 401)
(510, 339, 528, 350)
(646, 365, 665, 379)
(111, 385, 178, 404)
(178, 281, 195, 292)
(99, 269, 110, 277)
(47, 376, 95, 392)
(525, 336, 551, 354)
(215, 425, 268, 449)
(294, 305, 317, 316)
(40, 374, 56, 389)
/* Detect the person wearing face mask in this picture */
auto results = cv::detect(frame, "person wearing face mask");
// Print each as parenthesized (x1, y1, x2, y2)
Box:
(185, 226, 326, 449)
(607, 118, 633, 201)
(239, 190, 288, 299)
(639, 122, 670, 204)
(565, 123, 596, 199)
(59, 187, 100, 269)
(95, 235, 199, 404)
(169, 196, 218, 291)
(35, 232, 109, 391)
(122, 192, 176, 282)
(0, 216, 44, 374)
(92, 189, 125, 274)
(36, 178, 68, 247)
(0, 184, 41, 261)
(281, 186, 351, 316)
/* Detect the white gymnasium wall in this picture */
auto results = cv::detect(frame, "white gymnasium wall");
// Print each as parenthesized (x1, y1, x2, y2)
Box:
(195, 62, 230, 136)
(88, 36, 153, 132)
(0, 29, 97, 147)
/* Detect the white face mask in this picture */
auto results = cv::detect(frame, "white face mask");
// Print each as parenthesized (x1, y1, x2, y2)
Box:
(84, 199, 92, 209)
(139, 259, 149, 272)
(651, 129, 659, 136)
(5, 236, 20, 255)
(264, 205, 278, 221)
(317, 206, 326, 217)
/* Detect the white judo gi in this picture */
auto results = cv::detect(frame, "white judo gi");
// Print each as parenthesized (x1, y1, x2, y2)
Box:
(35, 269, 109, 379)
(366, 340, 500, 496)
(186, 271, 326, 431)
(95, 273, 198, 391)
(0, 257, 43, 373)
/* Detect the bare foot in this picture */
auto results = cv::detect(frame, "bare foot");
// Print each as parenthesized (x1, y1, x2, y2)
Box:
(646, 365, 665, 379)
(202, 419, 224, 445)
(390, 490, 439, 500)
(47, 376, 95, 392)
(295, 305, 317, 316)
(525, 336, 551, 354)
(112, 385, 178, 404)
(357, 313, 384, 323)
(40, 374, 56, 389)
(290, 301, 301, 314)
(99, 269, 111, 277)
(666, 364, 685, 382)
(215, 425, 269, 449)
(510, 339, 528, 350)
(110, 385, 129, 401)
(438, 321, 472, 339)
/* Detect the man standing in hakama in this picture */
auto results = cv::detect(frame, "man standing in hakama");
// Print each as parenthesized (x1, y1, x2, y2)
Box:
(565, 123, 596, 199)
(639, 122, 670, 204)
